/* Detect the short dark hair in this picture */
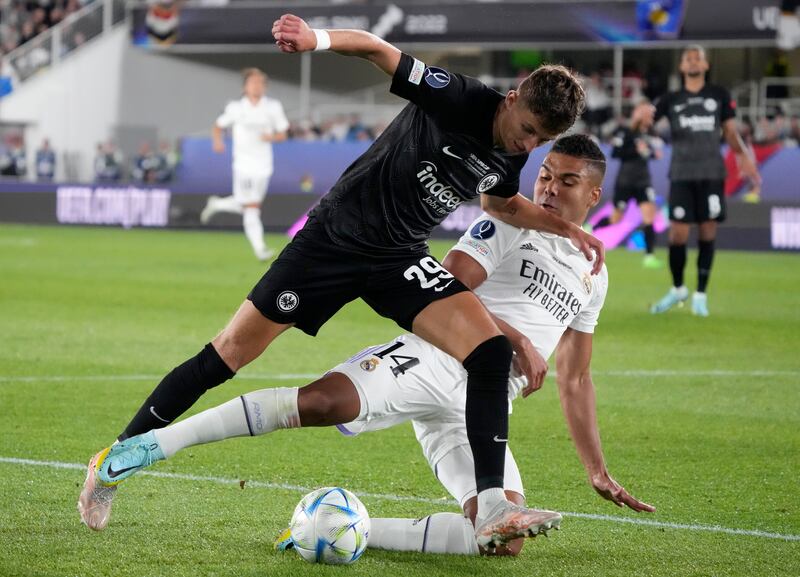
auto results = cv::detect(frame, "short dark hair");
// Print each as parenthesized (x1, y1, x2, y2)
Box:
(550, 134, 607, 180)
(518, 65, 586, 134)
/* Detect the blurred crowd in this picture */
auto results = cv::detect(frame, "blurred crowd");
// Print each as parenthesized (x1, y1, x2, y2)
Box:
(2, 110, 797, 184)
(92, 140, 179, 184)
(288, 114, 388, 142)
(0, 135, 181, 183)
(0, 0, 95, 55)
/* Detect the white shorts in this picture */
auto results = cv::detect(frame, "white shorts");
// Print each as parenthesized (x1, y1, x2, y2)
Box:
(233, 171, 271, 205)
(331, 334, 524, 506)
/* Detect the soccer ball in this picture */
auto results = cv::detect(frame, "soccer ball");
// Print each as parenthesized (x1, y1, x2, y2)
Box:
(289, 487, 370, 565)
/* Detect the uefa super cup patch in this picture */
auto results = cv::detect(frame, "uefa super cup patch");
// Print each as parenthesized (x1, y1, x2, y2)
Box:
(424, 67, 450, 88)
(470, 220, 496, 240)
(408, 58, 425, 85)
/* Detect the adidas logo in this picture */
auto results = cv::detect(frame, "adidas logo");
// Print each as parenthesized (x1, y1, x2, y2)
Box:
(519, 242, 538, 252)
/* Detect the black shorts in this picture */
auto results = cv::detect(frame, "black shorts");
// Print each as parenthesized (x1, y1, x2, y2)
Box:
(669, 180, 726, 223)
(613, 183, 656, 211)
(247, 220, 469, 336)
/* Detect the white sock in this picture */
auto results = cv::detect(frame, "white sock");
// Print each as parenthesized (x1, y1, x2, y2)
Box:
(243, 207, 267, 256)
(476, 488, 507, 522)
(212, 195, 243, 215)
(154, 387, 300, 458)
(368, 514, 479, 555)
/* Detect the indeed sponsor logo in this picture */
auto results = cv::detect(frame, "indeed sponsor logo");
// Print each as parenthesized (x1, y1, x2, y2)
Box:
(678, 114, 716, 131)
(417, 161, 463, 212)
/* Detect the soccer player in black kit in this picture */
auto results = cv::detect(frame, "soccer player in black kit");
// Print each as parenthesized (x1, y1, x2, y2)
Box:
(79, 14, 603, 547)
(599, 101, 663, 268)
(650, 45, 761, 316)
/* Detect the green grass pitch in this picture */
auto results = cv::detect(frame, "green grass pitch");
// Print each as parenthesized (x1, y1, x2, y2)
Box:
(1, 224, 798, 577)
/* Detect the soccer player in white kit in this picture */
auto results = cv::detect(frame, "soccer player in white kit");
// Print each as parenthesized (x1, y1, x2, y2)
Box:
(81, 136, 654, 553)
(201, 68, 289, 261)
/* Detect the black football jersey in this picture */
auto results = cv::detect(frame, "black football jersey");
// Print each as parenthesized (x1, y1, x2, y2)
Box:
(309, 53, 527, 255)
(611, 126, 656, 188)
(654, 84, 735, 181)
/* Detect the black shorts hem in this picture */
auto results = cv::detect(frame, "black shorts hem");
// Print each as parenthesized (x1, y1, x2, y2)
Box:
(245, 294, 324, 337)
(395, 281, 471, 332)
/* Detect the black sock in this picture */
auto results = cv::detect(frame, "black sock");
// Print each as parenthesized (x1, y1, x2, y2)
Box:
(594, 216, 611, 229)
(463, 335, 513, 493)
(643, 224, 655, 254)
(669, 244, 687, 288)
(118, 343, 235, 441)
(697, 240, 715, 293)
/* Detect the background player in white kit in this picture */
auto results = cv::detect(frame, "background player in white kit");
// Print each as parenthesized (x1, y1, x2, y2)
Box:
(88, 136, 654, 554)
(201, 68, 289, 261)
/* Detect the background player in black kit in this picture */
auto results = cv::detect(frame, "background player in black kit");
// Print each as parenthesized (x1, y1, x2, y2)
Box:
(650, 45, 761, 317)
(79, 13, 603, 547)
(596, 101, 663, 269)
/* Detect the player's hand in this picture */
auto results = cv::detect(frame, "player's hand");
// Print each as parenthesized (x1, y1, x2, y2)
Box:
(569, 224, 605, 275)
(513, 336, 548, 397)
(635, 139, 650, 158)
(260, 133, 273, 142)
(212, 140, 225, 154)
(272, 14, 317, 53)
(590, 472, 655, 513)
(738, 154, 762, 186)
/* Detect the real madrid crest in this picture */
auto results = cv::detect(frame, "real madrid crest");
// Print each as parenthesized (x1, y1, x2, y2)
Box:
(582, 272, 593, 295)
(360, 358, 379, 372)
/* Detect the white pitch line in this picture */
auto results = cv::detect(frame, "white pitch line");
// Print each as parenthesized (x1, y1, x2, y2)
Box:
(0, 369, 797, 384)
(0, 374, 320, 383)
(1, 456, 798, 543)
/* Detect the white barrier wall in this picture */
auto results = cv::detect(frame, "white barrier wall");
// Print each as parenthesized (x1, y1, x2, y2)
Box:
(0, 27, 403, 182)
(0, 29, 308, 181)
(0, 27, 128, 181)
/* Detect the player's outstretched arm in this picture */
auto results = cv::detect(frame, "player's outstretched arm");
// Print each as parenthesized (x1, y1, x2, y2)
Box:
(272, 13, 402, 77)
(481, 193, 605, 275)
(555, 328, 655, 513)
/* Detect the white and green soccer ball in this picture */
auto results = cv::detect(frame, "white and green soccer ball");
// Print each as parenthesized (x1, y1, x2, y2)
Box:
(289, 487, 370, 565)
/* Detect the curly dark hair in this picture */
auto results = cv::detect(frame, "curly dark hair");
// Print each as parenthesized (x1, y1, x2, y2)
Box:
(550, 134, 607, 180)
(517, 65, 586, 134)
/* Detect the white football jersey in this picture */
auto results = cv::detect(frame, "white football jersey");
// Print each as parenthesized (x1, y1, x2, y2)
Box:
(216, 96, 289, 177)
(334, 212, 609, 467)
(449, 213, 609, 398)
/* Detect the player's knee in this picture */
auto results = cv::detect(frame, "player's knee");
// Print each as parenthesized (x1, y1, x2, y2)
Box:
(212, 330, 257, 371)
(297, 388, 331, 423)
(243, 206, 261, 222)
(462, 335, 513, 390)
(296, 384, 355, 426)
